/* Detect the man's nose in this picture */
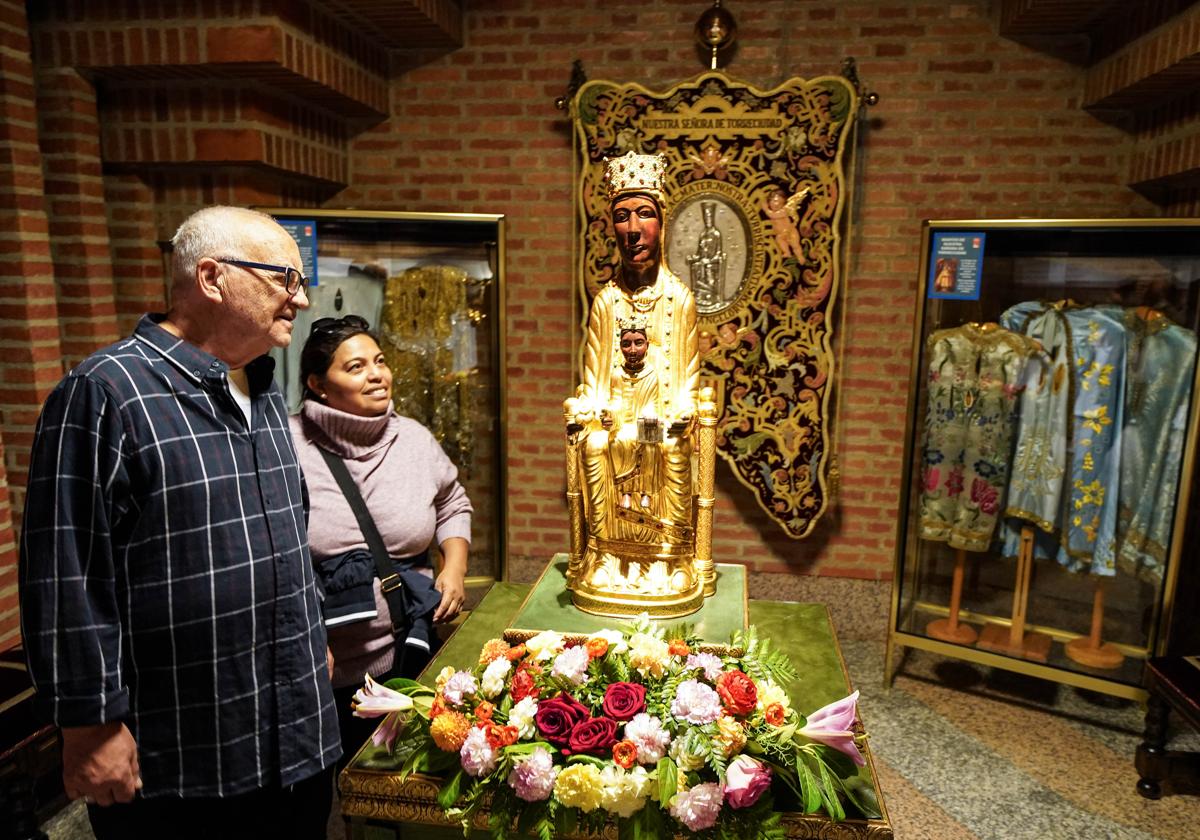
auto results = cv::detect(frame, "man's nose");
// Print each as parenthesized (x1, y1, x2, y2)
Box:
(291, 285, 311, 309)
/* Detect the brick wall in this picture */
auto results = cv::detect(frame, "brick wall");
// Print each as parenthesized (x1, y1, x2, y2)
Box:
(333, 0, 1158, 581)
(0, 0, 1178, 650)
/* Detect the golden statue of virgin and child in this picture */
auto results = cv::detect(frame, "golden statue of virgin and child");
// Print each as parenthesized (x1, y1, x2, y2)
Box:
(564, 152, 719, 617)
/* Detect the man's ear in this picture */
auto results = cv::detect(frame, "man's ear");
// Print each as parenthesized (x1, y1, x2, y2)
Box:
(196, 257, 224, 303)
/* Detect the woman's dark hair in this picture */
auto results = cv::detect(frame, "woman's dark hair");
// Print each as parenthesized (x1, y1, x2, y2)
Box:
(298, 314, 378, 401)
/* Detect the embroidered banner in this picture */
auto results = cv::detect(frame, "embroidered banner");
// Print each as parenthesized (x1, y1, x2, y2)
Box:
(571, 71, 860, 538)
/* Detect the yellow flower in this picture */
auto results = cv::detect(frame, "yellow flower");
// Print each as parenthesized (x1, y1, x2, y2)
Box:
(755, 678, 792, 715)
(627, 633, 671, 679)
(714, 715, 746, 757)
(1073, 478, 1105, 508)
(430, 710, 471, 752)
(435, 666, 456, 691)
(554, 764, 603, 812)
(1082, 406, 1111, 434)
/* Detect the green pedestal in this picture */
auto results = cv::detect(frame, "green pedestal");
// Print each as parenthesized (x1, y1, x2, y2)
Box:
(507, 554, 747, 642)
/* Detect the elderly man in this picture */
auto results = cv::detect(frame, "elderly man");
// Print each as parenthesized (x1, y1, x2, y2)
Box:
(19, 206, 339, 838)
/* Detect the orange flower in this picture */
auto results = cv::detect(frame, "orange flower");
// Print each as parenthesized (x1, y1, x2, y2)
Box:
(668, 639, 691, 657)
(764, 702, 786, 726)
(485, 723, 519, 749)
(586, 636, 609, 659)
(429, 694, 447, 720)
(612, 739, 638, 769)
(430, 710, 471, 751)
(475, 700, 495, 723)
(479, 638, 511, 665)
(506, 644, 527, 661)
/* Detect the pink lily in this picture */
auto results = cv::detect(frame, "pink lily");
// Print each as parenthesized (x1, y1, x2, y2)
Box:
(797, 690, 865, 766)
(351, 673, 414, 750)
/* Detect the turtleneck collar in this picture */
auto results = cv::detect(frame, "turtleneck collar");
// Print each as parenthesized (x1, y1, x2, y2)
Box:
(300, 398, 397, 459)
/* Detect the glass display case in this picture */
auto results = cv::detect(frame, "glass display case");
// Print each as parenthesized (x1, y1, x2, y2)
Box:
(886, 219, 1200, 700)
(260, 209, 507, 586)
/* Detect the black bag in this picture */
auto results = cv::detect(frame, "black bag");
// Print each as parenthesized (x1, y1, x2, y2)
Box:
(316, 447, 441, 673)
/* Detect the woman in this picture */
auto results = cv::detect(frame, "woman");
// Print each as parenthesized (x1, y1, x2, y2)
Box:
(291, 314, 471, 762)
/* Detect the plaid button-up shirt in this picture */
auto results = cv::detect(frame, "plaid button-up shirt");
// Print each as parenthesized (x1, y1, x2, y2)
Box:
(19, 315, 340, 797)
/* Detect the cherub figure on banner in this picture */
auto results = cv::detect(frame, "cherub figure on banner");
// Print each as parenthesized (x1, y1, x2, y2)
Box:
(564, 152, 718, 618)
(761, 186, 811, 263)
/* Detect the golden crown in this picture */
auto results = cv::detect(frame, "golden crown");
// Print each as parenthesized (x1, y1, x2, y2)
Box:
(616, 312, 651, 334)
(604, 152, 666, 203)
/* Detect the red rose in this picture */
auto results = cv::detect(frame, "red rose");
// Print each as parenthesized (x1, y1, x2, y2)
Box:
(716, 670, 758, 716)
(602, 682, 646, 722)
(510, 667, 539, 703)
(566, 716, 619, 756)
(534, 693, 589, 748)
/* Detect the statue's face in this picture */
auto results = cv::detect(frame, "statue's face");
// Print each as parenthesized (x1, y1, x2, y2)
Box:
(612, 195, 661, 270)
(619, 329, 649, 370)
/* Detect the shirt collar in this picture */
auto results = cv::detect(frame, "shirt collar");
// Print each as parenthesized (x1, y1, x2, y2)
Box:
(134, 313, 277, 395)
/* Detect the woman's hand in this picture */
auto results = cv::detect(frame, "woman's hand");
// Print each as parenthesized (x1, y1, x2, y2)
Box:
(433, 537, 469, 624)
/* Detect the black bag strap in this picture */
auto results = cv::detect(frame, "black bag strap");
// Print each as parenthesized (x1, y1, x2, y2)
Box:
(316, 446, 408, 635)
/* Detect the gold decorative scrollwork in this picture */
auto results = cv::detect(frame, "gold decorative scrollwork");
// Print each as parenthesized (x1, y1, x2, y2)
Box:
(572, 72, 860, 538)
(339, 770, 892, 839)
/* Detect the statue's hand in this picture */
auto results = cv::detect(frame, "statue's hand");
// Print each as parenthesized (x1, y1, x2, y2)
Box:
(668, 414, 693, 437)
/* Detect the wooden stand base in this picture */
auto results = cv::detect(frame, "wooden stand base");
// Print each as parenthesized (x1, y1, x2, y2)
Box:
(926, 617, 977, 645)
(1065, 637, 1124, 670)
(976, 623, 1052, 662)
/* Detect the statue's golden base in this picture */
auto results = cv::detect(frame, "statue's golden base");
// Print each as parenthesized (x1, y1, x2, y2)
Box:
(566, 540, 710, 618)
(569, 580, 706, 619)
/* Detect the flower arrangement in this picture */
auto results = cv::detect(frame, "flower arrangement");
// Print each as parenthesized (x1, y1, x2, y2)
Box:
(352, 619, 879, 839)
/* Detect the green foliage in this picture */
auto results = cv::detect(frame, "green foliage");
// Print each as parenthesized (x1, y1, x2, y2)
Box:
(656, 756, 677, 805)
(728, 626, 798, 688)
(437, 768, 465, 809)
(715, 796, 785, 840)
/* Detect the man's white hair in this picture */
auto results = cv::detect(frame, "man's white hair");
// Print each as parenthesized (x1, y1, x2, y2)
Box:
(170, 206, 279, 286)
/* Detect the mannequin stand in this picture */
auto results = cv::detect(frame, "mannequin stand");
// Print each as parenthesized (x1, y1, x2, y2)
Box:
(926, 548, 978, 644)
(977, 526, 1051, 662)
(1065, 579, 1124, 670)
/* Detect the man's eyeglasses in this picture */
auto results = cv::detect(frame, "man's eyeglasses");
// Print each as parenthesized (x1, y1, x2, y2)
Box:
(310, 314, 370, 336)
(218, 258, 309, 297)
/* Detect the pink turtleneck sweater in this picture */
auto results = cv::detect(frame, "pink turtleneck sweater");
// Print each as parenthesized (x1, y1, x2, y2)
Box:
(290, 400, 472, 687)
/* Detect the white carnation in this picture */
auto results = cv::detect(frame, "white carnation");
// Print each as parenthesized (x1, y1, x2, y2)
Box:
(480, 656, 512, 699)
(525, 630, 565, 662)
(508, 696, 539, 739)
(551, 645, 590, 686)
(599, 765, 652, 817)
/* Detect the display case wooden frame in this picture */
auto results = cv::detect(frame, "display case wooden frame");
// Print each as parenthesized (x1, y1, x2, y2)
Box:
(260, 208, 508, 587)
(886, 219, 1200, 701)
